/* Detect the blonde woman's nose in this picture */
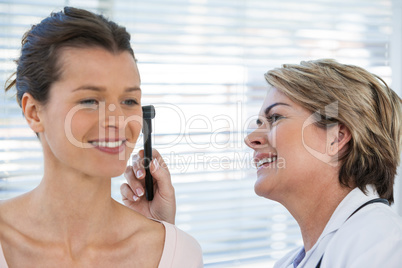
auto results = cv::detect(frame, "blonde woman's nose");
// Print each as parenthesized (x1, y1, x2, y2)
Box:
(244, 126, 268, 149)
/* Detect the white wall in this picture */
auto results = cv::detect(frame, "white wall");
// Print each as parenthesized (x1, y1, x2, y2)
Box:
(391, 0, 402, 216)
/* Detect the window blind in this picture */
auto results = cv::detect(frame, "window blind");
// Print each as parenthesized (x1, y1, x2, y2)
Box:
(0, 0, 394, 267)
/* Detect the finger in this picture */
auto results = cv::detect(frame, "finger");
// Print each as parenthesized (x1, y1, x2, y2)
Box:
(120, 182, 136, 202)
(123, 166, 145, 199)
(151, 148, 170, 176)
(132, 150, 146, 180)
(150, 150, 175, 199)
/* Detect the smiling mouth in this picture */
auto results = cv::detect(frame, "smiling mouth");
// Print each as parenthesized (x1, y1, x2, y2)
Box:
(256, 156, 277, 168)
(89, 140, 125, 148)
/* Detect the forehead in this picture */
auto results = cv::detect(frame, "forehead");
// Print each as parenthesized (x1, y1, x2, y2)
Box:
(47, 47, 140, 98)
(55, 46, 139, 81)
(57, 46, 135, 67)
(259, 87, 291, 113)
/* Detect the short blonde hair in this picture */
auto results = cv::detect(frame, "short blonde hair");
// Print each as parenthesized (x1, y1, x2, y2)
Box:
(265, 59, 402, 203)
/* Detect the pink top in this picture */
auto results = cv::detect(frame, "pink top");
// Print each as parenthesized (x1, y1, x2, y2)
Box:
(0, 244, 5, 268)
(158, 221, 203, 268)
(0, 221, 203, 268)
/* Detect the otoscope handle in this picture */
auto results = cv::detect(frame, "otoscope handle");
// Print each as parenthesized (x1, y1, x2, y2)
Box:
(143, 121, 153, 201)
(142, 105, 155, 201)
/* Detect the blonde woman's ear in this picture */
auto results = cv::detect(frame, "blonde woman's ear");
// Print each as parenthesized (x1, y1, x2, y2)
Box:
(328, 124, 351, 156)
(22, 92, 44, 134)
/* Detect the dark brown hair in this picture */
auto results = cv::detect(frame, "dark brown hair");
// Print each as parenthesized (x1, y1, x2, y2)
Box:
(5, 6, 135, 107)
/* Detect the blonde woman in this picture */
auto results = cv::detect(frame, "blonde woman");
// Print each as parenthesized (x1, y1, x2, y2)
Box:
(122, 59, 402, 267)
(0, 7, 203, 267)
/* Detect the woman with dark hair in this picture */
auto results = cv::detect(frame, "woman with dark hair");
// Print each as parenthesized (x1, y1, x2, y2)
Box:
(123, 59, 402, 267)
(0, 7, 203, 267)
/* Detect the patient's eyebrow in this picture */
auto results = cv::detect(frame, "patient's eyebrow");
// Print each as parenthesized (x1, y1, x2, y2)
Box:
(125, 87, 141, 92)
(72, 85, 141, 92)
(73, 85, 104, 92)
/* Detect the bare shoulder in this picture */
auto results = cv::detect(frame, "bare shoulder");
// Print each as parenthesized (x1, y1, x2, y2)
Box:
(0, 193, 40, 249)
(0, 194, 29, 247)
(0, 199, 5, 233)
(115, 200, 165, 240)
(112, 201, 166, 266)
(0, 195, 24, 226)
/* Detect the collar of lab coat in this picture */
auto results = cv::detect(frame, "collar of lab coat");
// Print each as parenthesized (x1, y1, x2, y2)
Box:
(311, 185, 379, 251)
(274, 185, 381, 267)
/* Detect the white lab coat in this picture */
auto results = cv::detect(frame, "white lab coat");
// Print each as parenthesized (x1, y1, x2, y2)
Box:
(274, 185, 402, 268)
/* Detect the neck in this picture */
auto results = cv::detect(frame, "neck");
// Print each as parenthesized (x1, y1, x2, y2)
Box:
(282, 180, 352, 252)
(28, 161, 117, 246)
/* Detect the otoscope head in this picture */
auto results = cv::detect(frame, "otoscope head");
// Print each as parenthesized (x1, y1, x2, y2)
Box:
(142, 105, 155, 119)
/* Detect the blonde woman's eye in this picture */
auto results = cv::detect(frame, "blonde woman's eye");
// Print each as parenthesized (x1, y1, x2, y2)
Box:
(266, 113, 283, 124)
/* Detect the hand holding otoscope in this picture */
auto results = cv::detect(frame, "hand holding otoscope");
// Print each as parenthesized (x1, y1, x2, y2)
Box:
(142, 105, 155, 201)
(121, 105, 176, 224)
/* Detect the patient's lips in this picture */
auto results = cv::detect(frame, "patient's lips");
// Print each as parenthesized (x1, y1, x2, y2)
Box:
(89, 138, 126, 154)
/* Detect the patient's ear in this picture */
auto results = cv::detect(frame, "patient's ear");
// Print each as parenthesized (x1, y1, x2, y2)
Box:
(21, 93, 44, 133)
(328, 124, 351, 156)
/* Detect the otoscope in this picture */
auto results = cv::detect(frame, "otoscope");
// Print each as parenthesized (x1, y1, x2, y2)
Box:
(142, 105, 156, 201)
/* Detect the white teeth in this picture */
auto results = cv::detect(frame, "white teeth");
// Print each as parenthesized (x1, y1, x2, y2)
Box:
(90, 140, 124, 148)
(257, 157, 277, 167)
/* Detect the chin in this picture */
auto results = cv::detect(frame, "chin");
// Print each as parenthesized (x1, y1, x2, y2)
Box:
(95, 162, 127, 178)
(96, 170, 125, 179)
(254, 175, 278, 200)
(254, 178, 267, 197)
